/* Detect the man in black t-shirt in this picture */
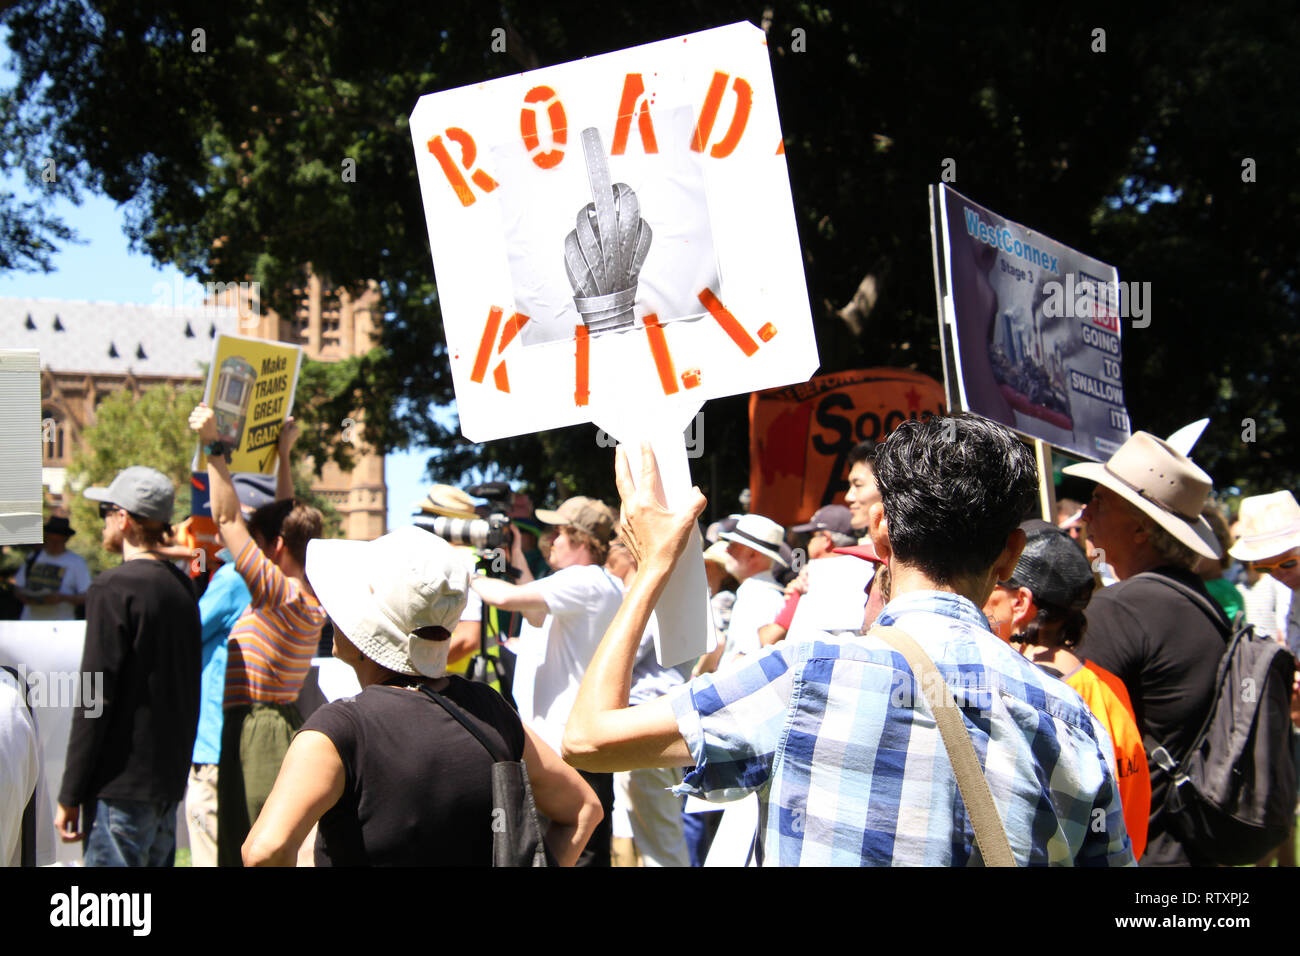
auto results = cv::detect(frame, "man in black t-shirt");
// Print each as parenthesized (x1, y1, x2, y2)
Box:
(55, 466, 200, 867)
(1064, 433, 1227, 866)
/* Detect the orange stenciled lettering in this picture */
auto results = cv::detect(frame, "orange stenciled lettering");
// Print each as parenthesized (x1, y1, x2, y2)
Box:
(642, 315, 678, 395)
(427, 128, 499, 207)
(698, 288, 759, 356)
(493, 361, 510, 392)
(575, 325, 591, 406)
(611, 73, 659, 155)
(497, 312, 530, 353)
(691, 72, 752, 158)
(520, 86, 567, 169)
(471, 306, 505, 383)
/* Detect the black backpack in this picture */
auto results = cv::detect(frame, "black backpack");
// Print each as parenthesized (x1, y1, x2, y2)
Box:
(1137, 573, 1297, 865)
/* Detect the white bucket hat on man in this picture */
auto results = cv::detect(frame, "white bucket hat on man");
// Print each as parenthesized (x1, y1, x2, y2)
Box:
(719, 513, 789, 567)
(305, 526, 469, 678)
(1228, 491, 1300, 563)
(1063, 431, 1221, 560)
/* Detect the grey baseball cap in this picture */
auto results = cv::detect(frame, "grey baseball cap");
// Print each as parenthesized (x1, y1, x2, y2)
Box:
(233, 473, 278, 512)
(84, 466, 176, 523)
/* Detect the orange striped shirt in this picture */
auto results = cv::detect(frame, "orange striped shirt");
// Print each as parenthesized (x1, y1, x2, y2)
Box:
(223, 538, 326, 709)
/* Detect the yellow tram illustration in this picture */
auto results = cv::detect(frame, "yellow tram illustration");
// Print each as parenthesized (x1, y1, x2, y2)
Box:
(213, 356, 257, 448)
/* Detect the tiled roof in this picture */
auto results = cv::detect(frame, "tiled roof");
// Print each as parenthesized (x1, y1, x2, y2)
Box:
(0, 297, 243, 378)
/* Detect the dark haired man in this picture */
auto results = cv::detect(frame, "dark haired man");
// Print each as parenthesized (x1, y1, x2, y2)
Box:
(565, 416, 1132, 865)
(56, 467, 200, 866)
(843, 439, 878, 540)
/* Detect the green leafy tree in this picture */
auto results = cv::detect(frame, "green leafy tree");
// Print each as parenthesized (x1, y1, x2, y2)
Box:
(4, 1, 1297, 508)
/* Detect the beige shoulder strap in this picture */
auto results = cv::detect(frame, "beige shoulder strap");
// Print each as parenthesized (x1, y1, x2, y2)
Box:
(870, 624, 1017, 867)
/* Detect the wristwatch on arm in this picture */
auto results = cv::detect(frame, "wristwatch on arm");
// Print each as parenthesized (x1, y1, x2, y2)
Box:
(204, 439, 232, 464)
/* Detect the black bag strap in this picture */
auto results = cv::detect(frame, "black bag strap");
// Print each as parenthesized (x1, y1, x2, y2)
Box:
(2, 665, 36, 866)
(1130, 572, 1249, 773)
(417, 683, 510, 764)
(1130, 572, 1232, 637)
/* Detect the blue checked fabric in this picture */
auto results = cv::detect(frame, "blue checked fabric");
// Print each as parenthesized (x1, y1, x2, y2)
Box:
(668, 591, 1135, 866)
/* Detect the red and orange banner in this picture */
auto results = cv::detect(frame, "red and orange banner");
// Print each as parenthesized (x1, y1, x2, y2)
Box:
(749, 368, 947, 528)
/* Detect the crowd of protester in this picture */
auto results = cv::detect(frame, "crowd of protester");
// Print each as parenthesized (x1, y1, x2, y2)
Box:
(3, 408, 1299, 868)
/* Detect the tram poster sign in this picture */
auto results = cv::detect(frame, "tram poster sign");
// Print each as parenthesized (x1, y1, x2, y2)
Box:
(193, 334, 303, 475)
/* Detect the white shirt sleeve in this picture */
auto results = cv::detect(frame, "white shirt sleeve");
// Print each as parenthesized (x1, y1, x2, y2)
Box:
(461, 586, 483, 623)
(532, 565, 602, 619)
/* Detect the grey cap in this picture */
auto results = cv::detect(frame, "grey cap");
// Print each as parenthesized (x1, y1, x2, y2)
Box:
(84, 466, 176, 523)
(792, 504, 855, 536)
(233, 473, 278, 512)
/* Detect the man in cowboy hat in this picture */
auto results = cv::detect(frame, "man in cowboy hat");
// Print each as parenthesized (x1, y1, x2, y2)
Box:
(1064, 431, 1228, 866)
(14, 516, 91, 621)
(472, 494, 623, 866)
(1230, 491, 1300, 657)
(717, 513, 789, 661)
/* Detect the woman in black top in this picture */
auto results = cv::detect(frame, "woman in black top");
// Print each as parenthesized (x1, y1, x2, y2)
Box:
(241, 527, 602, 866)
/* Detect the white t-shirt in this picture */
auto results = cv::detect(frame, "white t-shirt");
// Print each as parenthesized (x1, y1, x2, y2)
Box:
(511, 563, 624, 751)
(0, 670, 40, 867)
(723, 570, 785, 661)
(15, 550, 92, 621)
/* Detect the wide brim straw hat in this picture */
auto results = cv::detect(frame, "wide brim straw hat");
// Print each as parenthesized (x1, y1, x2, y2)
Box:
(1062, 431, 1220, 560)
(305, 526, 469, 677)
(413, 484, 479, 521)
(1228, 491, 1300, 563)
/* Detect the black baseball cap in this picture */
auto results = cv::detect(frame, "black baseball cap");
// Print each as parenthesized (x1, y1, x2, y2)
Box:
(1002, 519, 1096, 612)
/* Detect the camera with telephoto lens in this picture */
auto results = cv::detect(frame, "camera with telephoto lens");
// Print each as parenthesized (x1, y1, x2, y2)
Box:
(413, 482, 515, 552)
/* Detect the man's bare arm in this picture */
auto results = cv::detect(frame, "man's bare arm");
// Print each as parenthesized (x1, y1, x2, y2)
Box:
(471, 576, 550, 627)
(562, 444, 705, 772)
(190, 404, 254, 559)
(275, 417, 299, 502)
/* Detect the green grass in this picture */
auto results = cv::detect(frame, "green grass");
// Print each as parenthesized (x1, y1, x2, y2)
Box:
(174, 848, 191, 868)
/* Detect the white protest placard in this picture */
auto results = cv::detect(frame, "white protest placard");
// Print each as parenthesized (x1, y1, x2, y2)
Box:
(0, 351, 43, 545)
(786, 554, 877, 639)
(410, 22, 818, 664)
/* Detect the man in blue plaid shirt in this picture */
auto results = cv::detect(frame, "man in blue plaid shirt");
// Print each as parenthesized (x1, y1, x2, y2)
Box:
(564, 415, 1133, 866)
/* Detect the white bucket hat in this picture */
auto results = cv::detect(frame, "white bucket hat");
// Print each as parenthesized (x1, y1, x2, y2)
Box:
(305, 526, 469, 678)
(1228, 491, 1300, 563)
(719, 514, 789, 567)
(1063, 431, 1221, 560)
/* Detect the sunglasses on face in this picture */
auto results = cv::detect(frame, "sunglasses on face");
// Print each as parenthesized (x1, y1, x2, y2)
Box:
(97, 501, 119, 519)
(1255, 558, 1299, 573)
